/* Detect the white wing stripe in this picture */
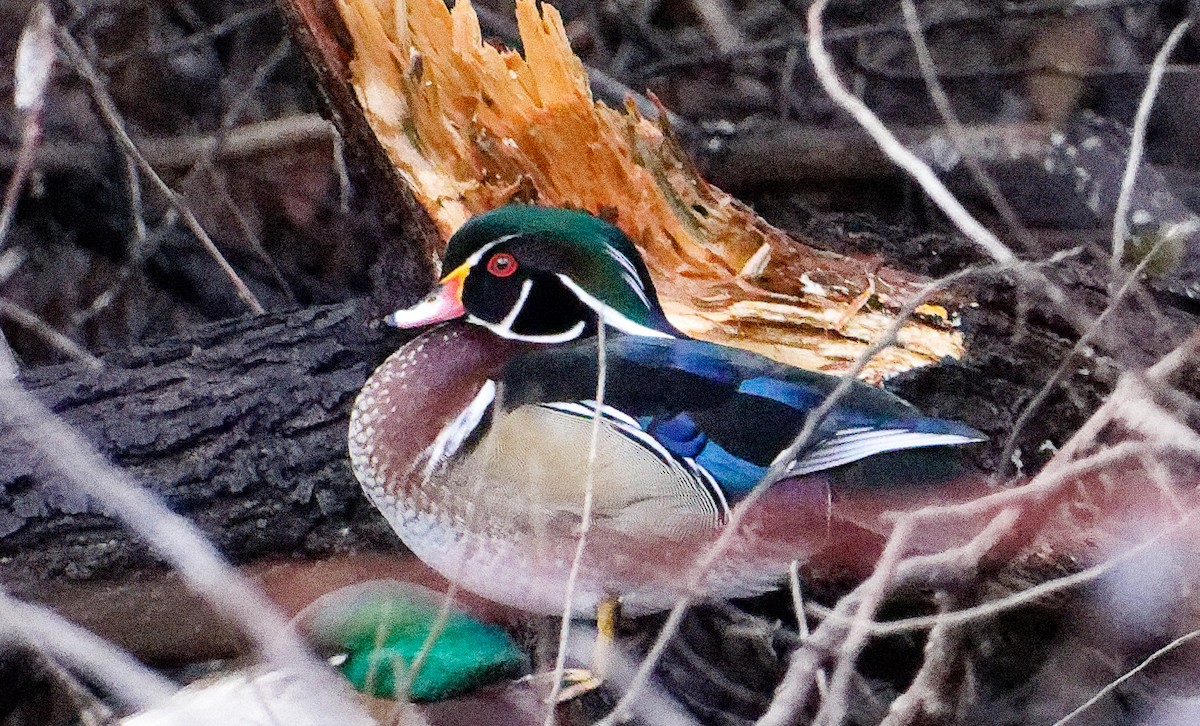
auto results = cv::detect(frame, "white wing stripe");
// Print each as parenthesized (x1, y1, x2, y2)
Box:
(788, 430, 981, 477)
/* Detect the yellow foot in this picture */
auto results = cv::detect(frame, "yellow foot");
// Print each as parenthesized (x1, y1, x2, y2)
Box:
(552, 668, 603, 703)
(517, 668, 603, 703)
(519, 596, 620, 703)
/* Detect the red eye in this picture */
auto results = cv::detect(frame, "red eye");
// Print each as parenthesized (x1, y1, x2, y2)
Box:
(486, 252, 518, 277)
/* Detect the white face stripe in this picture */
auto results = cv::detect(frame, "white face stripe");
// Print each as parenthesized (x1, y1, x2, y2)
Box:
(461, 234, 590, 343)
(556, 274, 673, 339)
(496, 278, 534, 331)
(459, 234, 519, 270)
(457, 233, 668, 343)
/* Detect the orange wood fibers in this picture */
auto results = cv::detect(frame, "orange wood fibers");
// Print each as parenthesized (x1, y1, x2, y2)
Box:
(335, 0, 965, 382)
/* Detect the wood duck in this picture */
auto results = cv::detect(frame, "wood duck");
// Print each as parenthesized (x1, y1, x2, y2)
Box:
(348, 205, 985, 620)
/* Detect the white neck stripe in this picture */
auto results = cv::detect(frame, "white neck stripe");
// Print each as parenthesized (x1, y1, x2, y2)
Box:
(468, 314, 586, 343)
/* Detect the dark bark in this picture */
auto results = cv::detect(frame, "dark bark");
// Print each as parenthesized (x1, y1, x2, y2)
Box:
(275, 0, 444, 287)
(0, 301, 411, 602)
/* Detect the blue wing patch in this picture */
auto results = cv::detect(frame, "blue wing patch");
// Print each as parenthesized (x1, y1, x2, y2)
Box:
(618, 338, 740, 388)
(642, 412, 765, 501)
(644, 412, 707, 458)
(736, 377, 825, 411)
(694, 440, 765, 498)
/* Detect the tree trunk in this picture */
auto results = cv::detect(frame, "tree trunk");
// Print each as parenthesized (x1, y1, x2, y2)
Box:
(0, 302, 410, 601)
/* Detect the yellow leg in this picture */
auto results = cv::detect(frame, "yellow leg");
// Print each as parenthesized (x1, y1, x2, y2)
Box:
(547, 595, 621, 703)
(592, 595, 619, 679)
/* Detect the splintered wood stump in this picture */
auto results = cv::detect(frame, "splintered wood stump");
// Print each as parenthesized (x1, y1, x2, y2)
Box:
(279, 0, 966, 383)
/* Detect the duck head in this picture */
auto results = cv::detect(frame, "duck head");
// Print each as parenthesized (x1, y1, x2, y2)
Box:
(387, 206, 679, 342)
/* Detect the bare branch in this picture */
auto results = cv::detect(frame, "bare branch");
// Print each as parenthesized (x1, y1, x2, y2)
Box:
(876, 593, 961, 726)
(1051, 626, 1200, 726)
(805, 0, 1098, 338)
(0, 3, 54, 253)
(0, 298, 102, 370)
(1110, 19, 1193, 275)
(546, 320, 608, 711)
(54, 25, 267, 315)
(900, 0, 1038, 253)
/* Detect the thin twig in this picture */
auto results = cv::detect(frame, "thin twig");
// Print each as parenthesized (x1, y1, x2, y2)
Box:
(760, 508, 1019, 726)
(331, 125, 351, 214)
(122, 36, 305, 313)
(72, 141, 150, 328)
(600, 254, 1029, 724)
(0, 592, 177, 711)
(395, 582, 460, 703)
(646, 0, 1150, 73)
(55, 26, 266, 314)
(546, 318, 607, 715)
(0, 298, 102, 370)
(686, 0, 746, 55)
(1110, 18, 1193, 275)
(994, 228, 1176, 482)
(134, 114, 336, 168)
(900, 0, 1038, 252)
(1147, 325, 1200, 381)
(220, 38, 292, 130)
(876, 592, 961, 726)
(789, 561, 828, 699)
(760, 414, 1162, 723)
(788, 561, 810, 640)
(0, 109, 40, 253)
(806, 0, 1098, 339)
(0, 3, 53, 253)
(0, 327, 16, 379)
(206, 167, 298, 303)
(99, 5, 274, 70)
(808, 0, 1010, 264)
(0, 114, 336, 174)
(808, 498, 1193, 636)
(0, 247, 25, 285)
(1051, 626, 1200, 726)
